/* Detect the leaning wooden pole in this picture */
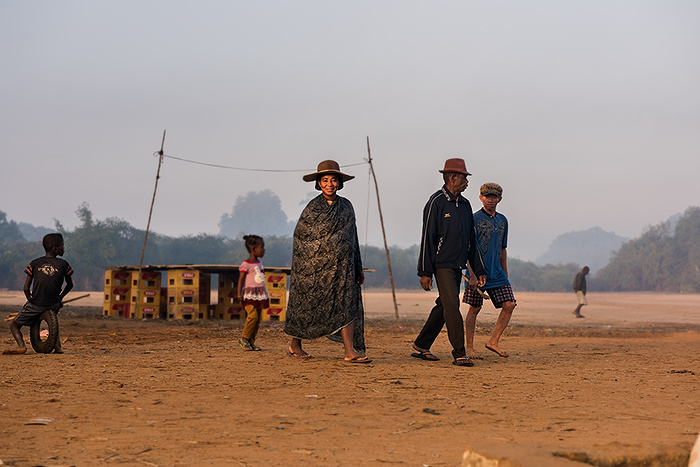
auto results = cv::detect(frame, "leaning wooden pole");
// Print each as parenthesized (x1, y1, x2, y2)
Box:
(135, 130, 166, 318)
(366, 136, 399, 320)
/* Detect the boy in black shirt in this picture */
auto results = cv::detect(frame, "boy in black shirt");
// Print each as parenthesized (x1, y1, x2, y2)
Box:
(4, 233, 73, 354)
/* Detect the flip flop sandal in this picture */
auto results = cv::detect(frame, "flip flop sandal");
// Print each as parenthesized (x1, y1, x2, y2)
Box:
(250, 343, 262, 351)
(452, 357, 474, 367)
(286, 347, 312, 359)
(345, 356, 372, 364)
(239, 339, 253, 351)
(411, 350, 440, 361)
(411, 343, 440, 361)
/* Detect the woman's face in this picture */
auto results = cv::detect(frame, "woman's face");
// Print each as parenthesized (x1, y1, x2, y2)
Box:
(320, 175, 339, 200)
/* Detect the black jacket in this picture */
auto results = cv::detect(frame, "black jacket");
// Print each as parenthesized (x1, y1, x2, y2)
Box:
(417, 185, 486, 278)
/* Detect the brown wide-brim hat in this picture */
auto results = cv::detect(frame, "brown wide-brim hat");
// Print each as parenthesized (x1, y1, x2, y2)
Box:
(438, 158, 472, 176)
(302, 160, 355, 183)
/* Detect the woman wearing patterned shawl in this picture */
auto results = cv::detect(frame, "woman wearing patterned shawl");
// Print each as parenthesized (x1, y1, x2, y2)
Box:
(284, 160, 371, 363)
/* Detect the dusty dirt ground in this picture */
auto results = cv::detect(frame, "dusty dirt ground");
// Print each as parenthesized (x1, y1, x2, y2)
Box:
(1, 291, 699, 466)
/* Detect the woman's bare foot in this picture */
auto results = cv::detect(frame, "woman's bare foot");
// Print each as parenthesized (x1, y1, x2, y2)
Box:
(466, 349, 483, 360)
(287, 339, 311, 358)
(287, 347, 311, 358)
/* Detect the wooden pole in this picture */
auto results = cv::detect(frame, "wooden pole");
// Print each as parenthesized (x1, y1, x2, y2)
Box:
(366, 136, 400, 320)
(135, 130, 166, 318)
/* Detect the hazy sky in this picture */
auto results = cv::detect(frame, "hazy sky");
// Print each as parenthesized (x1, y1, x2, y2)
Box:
(2, 1, 698, 262)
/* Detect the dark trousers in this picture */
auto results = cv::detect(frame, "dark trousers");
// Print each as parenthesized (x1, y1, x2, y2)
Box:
(414, 268, 465, 359)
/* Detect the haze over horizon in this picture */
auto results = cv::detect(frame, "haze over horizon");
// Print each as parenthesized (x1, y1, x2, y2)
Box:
(2, 1, 698, 262)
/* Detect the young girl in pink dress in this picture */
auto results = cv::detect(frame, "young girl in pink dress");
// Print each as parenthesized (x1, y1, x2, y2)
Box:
(237, 235, 269, 351)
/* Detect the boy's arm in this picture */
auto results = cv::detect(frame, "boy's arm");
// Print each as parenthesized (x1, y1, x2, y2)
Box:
(466, 263, 478, 290)
(501, 247, 509, 277)
(467, 219, 487, 287)
(60, 276, 74, 300)
(23, 275, 33, 301)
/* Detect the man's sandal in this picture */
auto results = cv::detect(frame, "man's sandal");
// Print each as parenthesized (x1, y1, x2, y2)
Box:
(411, 343, 440, 361)
(453, 357, 474, 367)
(411, 349, 440, 361)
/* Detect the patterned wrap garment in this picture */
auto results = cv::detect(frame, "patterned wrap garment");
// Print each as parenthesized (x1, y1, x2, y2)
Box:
(284, 194, 365, 354)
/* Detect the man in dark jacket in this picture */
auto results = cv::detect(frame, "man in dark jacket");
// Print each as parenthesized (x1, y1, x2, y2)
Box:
(412, 158, 486, 367)
(572, 266, 590, 318)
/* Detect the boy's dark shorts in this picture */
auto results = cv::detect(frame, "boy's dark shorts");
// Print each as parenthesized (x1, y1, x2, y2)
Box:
(13, 302, 60, 327)
(462, 285, 516, 309)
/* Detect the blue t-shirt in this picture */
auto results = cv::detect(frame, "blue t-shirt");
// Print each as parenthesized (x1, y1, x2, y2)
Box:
(473, 208, 510, 289)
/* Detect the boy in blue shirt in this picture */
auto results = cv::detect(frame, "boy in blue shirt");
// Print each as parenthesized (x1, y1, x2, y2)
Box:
(4, 233, 73, 355)
(463, 183, 516, 359)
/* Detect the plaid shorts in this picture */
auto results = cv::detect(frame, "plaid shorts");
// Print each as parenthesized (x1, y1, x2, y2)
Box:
(462, 284, 516, 309)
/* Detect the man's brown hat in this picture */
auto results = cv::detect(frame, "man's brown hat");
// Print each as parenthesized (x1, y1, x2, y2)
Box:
(438, 158, 471, 176)
(303, 160, 355, 182)
(480, 182, 503, 197)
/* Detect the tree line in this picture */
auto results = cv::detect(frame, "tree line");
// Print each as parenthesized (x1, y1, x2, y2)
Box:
(2, 204, 699, 293)
(594, 206, 700, 292)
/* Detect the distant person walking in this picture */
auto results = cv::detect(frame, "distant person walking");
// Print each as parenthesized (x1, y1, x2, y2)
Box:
(284, 160, 370, 363)
(412, 158, 486, 367)
(463, 182, 516, 359)
(572, 266, 590, 318)
(236, 234, 269, 351)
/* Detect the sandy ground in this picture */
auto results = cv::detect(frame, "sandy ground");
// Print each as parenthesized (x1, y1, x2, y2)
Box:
(1, 290, 699, 466)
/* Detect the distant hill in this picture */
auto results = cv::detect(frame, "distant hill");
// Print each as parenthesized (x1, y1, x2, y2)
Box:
(666, 212, 682, 234)
(535, 227, 627, 274)
(18, 222, 53, 242)
(219, 189, 295, 239)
